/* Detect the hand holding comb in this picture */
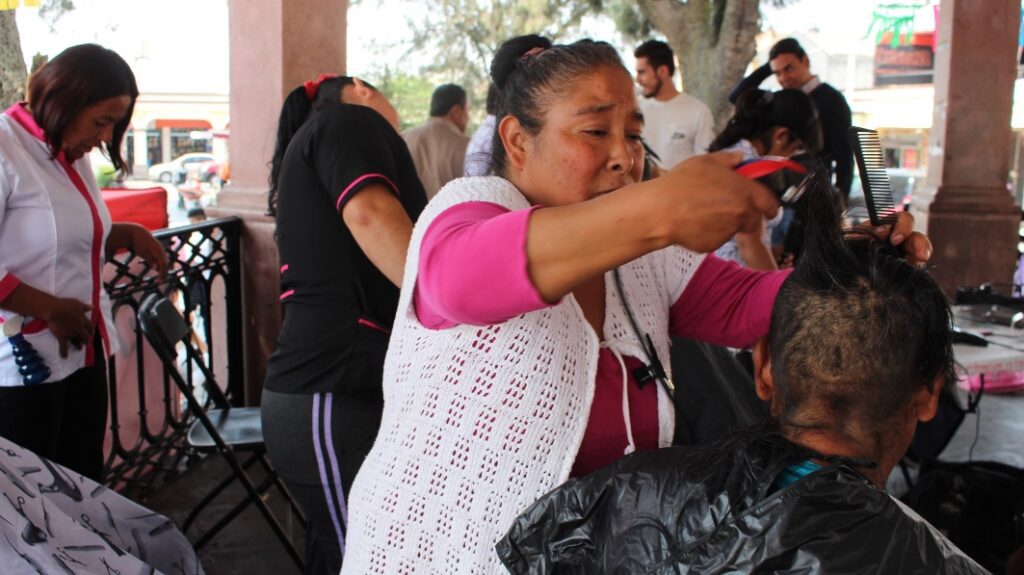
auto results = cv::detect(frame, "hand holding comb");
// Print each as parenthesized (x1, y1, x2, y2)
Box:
(849, 127, 899, 226)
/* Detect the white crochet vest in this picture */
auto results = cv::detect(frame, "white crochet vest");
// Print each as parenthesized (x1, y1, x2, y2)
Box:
(342, 177, 705, 575)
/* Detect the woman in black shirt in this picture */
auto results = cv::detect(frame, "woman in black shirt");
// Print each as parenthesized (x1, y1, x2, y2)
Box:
(262, 75, 427, 574)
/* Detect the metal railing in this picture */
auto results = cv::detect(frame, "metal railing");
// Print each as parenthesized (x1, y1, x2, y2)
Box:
(101, 216, 243, 496)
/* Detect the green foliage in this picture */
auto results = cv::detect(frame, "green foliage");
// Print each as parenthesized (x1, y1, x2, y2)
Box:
(39, 0, 74, 31)
(603, 0, 653, 43)
(410, 0, 600, 79)
(372, 0, 787, 131)
(373, 66, 437, 132)
(95, 164, 119, 188)
(389, 0, 602, 127)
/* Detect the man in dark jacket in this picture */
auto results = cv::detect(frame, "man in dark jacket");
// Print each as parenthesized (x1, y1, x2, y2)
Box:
(497, 184, 988, 574)
(730, 38, 853, 203)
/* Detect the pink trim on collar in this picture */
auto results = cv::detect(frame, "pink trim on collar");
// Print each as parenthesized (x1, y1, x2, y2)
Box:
(4, 103, 47, 142)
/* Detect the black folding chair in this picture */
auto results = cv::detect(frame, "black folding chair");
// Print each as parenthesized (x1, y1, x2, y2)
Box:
(138, 293, 306, 570)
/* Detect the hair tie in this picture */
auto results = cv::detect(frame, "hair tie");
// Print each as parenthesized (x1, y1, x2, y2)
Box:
(303, 74, 337, 101)
(521, 46, 547, 65)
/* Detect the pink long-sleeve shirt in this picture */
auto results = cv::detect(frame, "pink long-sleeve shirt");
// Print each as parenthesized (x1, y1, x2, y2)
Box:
(414, 201, 788, 476)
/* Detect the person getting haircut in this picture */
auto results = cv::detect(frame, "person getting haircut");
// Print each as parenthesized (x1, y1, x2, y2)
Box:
(498, 173, 983, 574)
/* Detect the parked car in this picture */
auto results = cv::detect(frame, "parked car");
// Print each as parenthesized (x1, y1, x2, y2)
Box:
(148, 153, 215, 184)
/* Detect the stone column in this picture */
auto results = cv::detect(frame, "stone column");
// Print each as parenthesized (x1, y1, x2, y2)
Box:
(160, 127, 172, 163)
(913, 0, 1021, 296)
(209, 0, 347, 404)
(132, 128, 148, 176)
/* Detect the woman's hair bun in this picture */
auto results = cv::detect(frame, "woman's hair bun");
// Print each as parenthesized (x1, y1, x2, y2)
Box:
(490, 34, 552, 90)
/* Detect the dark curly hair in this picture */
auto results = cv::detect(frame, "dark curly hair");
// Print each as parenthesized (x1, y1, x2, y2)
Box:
(768, 173, 955, 448)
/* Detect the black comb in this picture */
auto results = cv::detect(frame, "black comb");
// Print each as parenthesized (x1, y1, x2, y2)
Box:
(849, 127, 899, 226)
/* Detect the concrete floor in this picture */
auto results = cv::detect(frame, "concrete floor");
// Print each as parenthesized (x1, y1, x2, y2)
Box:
(941, 389, 1024, 467)
(145, 454, 305, 575)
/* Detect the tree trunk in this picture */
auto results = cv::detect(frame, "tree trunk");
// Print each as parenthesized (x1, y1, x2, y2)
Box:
(637, 0, 760, 130)
(0, 10, 27, 108)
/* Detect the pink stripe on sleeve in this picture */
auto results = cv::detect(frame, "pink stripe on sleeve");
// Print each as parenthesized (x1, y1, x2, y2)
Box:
(357, 317, 390, 334)
(0, 273, 20, 302)
(670, 255, 791, 349)
(414, 202, 552, 329)
(335, 173, 399, 213)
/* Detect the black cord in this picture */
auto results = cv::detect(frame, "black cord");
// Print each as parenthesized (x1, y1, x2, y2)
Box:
(611, 268, 674, 397)
(968, 374, 984, 461)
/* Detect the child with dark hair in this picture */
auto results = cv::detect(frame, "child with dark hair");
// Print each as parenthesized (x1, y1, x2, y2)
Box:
(710, 87, 822, 270)
(261, 74, 427, 573)
(498, 173, 983, 574)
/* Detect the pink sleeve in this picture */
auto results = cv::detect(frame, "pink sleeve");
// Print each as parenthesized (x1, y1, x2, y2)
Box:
(670, 254, 791, 349)
(415, 201, 553, 329)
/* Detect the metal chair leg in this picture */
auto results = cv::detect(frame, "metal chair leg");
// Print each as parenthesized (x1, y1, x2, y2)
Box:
(258, 453, 309, 529)
(217, 448, 305, 571)
(182, 452, 260, 533)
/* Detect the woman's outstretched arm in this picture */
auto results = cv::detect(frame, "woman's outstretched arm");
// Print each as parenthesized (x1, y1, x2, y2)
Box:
(525, 152, 778, 302)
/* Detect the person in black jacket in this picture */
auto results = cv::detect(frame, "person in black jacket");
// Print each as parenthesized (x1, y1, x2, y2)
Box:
(497, 174, 988, 574)
(730, 38, 853, 203)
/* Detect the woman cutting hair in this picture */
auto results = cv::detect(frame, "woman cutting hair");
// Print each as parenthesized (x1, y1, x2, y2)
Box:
(341, 36, 930, 574)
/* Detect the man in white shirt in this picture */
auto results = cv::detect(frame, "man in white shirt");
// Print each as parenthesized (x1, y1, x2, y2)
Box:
(634, 40, 714, 169)
(403, 83, 471, 198)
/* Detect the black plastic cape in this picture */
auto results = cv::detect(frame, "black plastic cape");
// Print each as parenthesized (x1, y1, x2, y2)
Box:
(497, 433, 988, 574)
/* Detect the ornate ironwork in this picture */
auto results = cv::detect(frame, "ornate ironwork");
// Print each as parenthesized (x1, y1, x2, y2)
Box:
(102, 217, 243, 496)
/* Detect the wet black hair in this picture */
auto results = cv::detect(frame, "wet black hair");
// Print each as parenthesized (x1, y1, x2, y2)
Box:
(709, 88, 822, 157)
(488, 35, 628, 176)
(267, 76, 357, 216)
(769, 37, 808, 62)
(768, 172, 956, 448)
(28, 43, 138, 173)
(430, 83, 467, 117)
(634, 39, 675, 77)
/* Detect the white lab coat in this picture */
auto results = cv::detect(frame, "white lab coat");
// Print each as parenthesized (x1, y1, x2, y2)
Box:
(0, 104, 119, 386)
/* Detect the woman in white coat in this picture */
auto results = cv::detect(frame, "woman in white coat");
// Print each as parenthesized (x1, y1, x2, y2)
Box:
(0, 44, 166, 480)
